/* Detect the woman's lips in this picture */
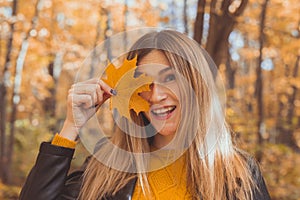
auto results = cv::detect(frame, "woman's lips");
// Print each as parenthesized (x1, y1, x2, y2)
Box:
(150, 106, 176, 120)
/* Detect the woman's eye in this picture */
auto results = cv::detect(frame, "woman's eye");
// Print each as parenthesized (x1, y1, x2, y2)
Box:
(164, 74, 176, 82)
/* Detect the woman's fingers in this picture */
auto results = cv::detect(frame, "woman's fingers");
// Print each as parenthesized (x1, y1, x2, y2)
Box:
(71, 84, 99, 105)
(98, 80, 115, 96)
(73, 78, 114, 94)
(69, 93, 92, 108)
(75, 78, 114, 95)
(69, 79, 114, 107)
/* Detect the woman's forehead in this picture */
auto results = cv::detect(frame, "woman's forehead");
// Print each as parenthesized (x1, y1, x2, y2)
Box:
(138, 50, 170, 66)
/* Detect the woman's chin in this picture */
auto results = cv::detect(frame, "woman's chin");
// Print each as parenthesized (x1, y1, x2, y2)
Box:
(154, 126, 177, 139)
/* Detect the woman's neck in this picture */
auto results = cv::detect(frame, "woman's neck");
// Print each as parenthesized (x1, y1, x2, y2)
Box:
(152, 134, 174, 149)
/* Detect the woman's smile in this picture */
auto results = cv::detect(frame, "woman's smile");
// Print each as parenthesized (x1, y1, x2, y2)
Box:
(150, 105, 176, 120)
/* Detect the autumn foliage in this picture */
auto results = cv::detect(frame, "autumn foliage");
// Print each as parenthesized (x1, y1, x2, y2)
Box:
(0, 0, 299, 199)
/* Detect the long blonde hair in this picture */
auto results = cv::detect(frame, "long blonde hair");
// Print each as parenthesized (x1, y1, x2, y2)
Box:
(79, 30, 256, 199)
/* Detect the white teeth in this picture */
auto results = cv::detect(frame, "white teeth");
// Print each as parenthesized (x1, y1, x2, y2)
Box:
(152, 106, 175, 115)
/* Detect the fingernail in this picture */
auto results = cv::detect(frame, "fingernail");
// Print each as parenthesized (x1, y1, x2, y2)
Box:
(110, 89, 117, 96)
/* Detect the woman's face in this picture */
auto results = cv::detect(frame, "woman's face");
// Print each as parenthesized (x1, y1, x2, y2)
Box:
(137, 50, 181, 146)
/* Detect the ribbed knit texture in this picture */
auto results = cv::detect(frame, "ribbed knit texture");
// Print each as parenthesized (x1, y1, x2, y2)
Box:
(51, 133, 76, 149)
(132, 153, 191, 200)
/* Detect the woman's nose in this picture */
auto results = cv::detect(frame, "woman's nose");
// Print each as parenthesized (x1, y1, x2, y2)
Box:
(147, 83, 167, 103)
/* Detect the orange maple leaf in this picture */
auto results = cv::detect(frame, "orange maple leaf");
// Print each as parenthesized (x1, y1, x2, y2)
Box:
(102, 56, 153, 120)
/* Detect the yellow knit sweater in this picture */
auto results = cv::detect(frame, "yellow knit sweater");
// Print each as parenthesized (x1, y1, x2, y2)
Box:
(51, 134, 191, 199)
(132, 151, 191, 200)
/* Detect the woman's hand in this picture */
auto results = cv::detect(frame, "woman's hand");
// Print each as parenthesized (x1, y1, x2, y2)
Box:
(59, 78, 113, 141)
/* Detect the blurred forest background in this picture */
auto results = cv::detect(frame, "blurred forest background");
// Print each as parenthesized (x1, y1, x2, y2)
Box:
(0, 0, 300, 199)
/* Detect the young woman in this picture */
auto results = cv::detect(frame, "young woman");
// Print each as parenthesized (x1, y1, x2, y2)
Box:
(20, 30, 271, 200)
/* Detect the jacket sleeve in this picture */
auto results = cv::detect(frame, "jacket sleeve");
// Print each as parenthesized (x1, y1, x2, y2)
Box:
(19, 142, 75, 200)
(247, 156, 271, 200)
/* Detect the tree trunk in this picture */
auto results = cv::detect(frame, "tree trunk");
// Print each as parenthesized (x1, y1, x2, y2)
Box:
(42, 52, 63, 132)
(104, 9, 112, 61)
(5, 0, 41, 184)
(0, 0, 18, 183)
(275, 93, 285, 141)
(276, 56, 300, 150)
(225, 49, 236, 89)
(206, 0, 248, 68)
(183, 0, 188, 34)
(255, 0, 269, 161)
(275, 18, 300, 150)
(0, 83, 8, 183)
(285, 55, 299, 144)
(6, 39, 29, 184)
(43, 60, 56, 116)
(42, 1, 64, 130)
(89, 7, 102, 78)
(193, 0, 248, 68)
(193, 0, 206, 44)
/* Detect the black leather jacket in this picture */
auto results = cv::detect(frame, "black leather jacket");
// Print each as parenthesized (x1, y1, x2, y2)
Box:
(19, 142, 271, 200)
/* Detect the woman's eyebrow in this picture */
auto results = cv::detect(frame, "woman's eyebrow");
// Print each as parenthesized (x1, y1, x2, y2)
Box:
(135, 66, 172, 77)
(159, 66, 172, 74)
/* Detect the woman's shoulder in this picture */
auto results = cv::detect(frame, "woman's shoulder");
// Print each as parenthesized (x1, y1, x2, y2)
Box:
(234, 148, 261, 177)
(234, 148, 271, 199)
